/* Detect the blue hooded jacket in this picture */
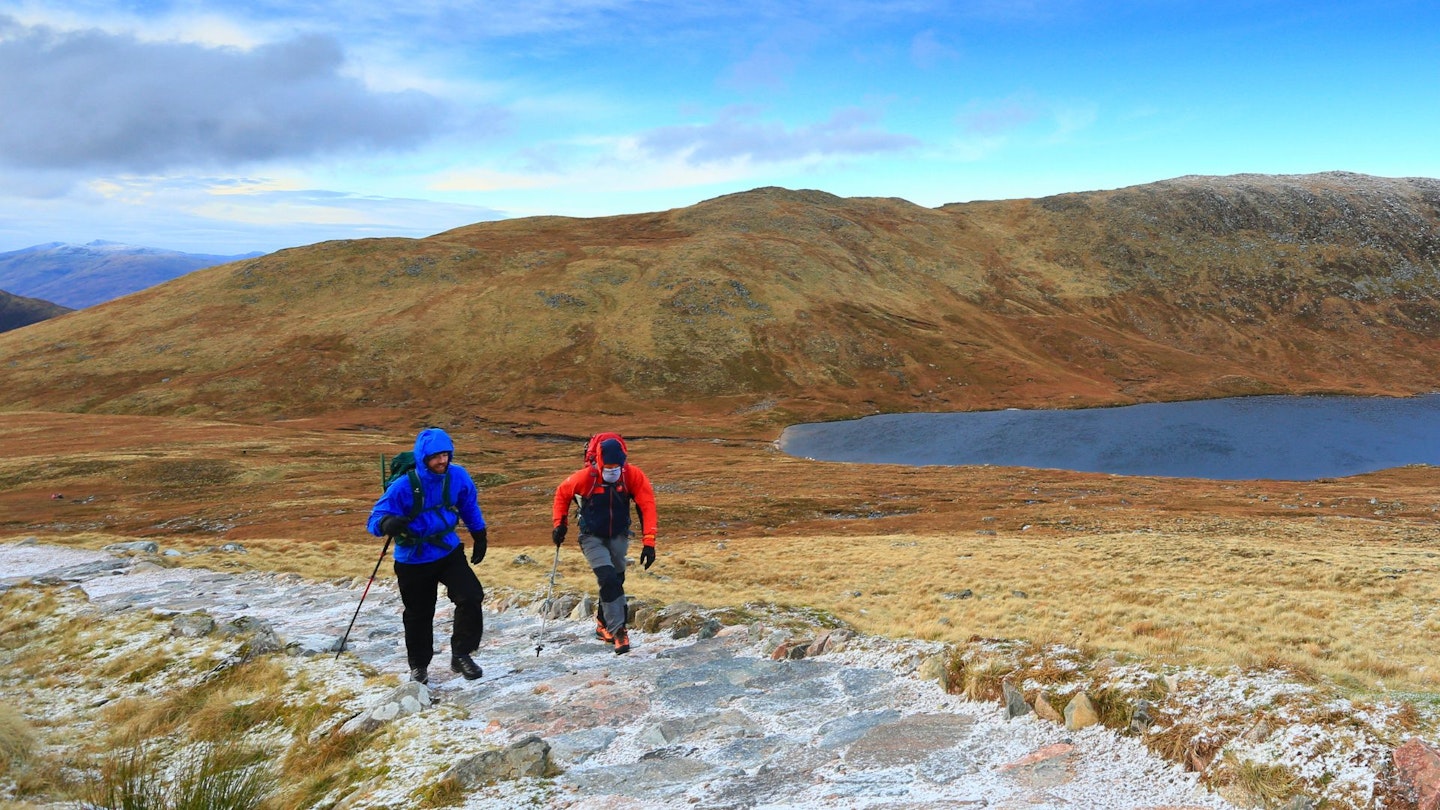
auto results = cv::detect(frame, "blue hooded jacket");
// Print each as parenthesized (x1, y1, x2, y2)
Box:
(367, 427, 486, 564)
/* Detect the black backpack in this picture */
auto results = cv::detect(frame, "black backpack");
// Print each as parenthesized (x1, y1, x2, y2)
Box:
(380, 451, 457, 546)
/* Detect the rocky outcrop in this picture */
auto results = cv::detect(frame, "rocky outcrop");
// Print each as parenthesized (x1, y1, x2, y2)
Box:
(340, 682, 432, 734)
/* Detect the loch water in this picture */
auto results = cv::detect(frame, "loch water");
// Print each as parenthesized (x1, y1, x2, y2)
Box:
(778, 394, 1440, 480)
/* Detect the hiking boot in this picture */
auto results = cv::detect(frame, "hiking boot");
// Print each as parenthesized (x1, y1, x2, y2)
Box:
(409, 666, 429, 685)
(612, 626, 630, 655)
(450, 652, 483, 680)
(594, 617, 615, 643)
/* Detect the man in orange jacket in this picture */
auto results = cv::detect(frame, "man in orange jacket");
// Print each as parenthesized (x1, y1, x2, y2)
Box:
(552, 434, 657, 654)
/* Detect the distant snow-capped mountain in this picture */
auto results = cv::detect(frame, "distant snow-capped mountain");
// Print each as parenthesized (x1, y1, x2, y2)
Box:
(0, 240, 265, 309)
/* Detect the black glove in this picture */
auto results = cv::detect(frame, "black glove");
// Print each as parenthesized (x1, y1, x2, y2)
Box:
(470, 529, 487, 564)
(640, 545, 656, 570)
(551, 523, 567, 546)
(379, 515, 408, 537)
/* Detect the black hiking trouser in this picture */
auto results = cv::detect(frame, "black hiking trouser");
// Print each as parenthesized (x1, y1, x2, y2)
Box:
(394, 543, 484, 670)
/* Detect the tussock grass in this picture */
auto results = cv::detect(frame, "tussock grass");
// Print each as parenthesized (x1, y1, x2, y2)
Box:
(0, 703, 34, 773)
(1221, 751, 1301, 807)
(277, 726, 381, 810)
(413, 775, 465, 808)
(101, 659, 292, 746)
(89, 742, 276, 810)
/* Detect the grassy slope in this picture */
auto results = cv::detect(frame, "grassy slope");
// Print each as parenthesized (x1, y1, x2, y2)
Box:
(1, 174, 1438, 427)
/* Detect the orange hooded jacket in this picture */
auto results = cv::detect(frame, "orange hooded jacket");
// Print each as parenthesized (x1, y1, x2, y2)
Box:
(553, 461, 657, 547)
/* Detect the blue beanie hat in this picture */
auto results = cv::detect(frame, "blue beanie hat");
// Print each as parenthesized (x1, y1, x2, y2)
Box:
(599, 438, 626, 465)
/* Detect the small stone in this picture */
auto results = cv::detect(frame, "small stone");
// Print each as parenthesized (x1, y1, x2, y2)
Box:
(1002, 681, 1032, 719)
(1063, 693, 1099, 730)
(1033, 694, 1063, 723)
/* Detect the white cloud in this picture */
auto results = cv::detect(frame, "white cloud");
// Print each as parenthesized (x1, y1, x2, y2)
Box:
(0, 16, 451, 174)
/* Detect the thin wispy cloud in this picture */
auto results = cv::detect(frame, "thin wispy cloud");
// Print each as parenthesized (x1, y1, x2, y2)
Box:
(641, 107, 920, 165)
(910, 28, 961, 69)
(960, 98, 1042, 137)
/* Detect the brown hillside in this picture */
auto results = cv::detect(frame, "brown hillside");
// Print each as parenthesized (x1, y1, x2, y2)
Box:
(0, 288, 70, 333)
(2, 172, 1439, 431)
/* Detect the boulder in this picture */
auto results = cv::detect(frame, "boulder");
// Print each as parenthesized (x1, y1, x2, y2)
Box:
(808, 628, 854, 656)
(169, 611, 216, 638)
(1064, 693, 1099, 730)
(916, 653, 948, 686)
(1394, 737, 1440, 810)
(339, 681, 432, 735)
(567, 595, 596, 621)
(102, 540, 159, 554)
(442, 735, 555, 786)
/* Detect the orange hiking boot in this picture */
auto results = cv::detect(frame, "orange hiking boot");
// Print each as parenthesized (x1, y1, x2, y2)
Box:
(612, 626, 630, 655)
(594, 617, 614, 643)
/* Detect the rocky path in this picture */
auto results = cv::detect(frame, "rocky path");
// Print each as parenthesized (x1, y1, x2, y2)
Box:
(2, 541, 1236, 809)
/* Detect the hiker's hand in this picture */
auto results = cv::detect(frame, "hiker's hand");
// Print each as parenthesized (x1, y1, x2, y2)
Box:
(551, 524, 567, 546)
(470, 529, 487, 564)
(379, 515, 407, 537)
(640, 545, 656, 570)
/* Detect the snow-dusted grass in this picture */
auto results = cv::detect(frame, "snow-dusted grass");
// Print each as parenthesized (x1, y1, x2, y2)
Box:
(48, 524, 1440, 694)
(7, 532, 1440, 809)
(0, 584, 390, 809)
(0, 703, 34, 774)
(942, 635, 1431, 807)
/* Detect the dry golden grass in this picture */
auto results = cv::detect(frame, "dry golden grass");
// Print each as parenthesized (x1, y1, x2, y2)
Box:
(413, 776, 465, 809)
(0, 703, 34, 774)
(277, 727, 382, 810)
(1221, 751, 1301, 807)
(0, 585, 391, 810)
(440, 525, 1440, 693)
(22, 517, 1440, 694)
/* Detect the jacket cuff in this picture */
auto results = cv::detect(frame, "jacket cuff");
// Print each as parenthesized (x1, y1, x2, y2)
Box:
(642, 535, 656, 547)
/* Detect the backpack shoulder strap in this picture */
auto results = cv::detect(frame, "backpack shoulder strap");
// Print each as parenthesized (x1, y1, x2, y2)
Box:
(406, 469, 458, 518)
(406, 469, 425, 519)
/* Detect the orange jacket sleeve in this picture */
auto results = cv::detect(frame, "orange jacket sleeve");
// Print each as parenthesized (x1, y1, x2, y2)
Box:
(552, 469, 587, 527)
(626, 465, 658, 545)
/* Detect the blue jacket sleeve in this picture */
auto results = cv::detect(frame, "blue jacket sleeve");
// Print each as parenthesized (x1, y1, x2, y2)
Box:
(452, 468, 486, 532)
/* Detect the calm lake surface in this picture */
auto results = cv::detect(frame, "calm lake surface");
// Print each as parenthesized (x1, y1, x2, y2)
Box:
(778, 394, 1440, 480)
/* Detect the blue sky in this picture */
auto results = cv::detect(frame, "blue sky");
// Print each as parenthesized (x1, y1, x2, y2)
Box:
(0, 0, 1435, 254)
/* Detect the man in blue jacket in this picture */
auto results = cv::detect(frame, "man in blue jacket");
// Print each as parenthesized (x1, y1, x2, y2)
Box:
(367, 427, 488, 685)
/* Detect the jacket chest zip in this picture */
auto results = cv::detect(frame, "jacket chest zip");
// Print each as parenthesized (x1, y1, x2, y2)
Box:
(582, 480, 630, 537)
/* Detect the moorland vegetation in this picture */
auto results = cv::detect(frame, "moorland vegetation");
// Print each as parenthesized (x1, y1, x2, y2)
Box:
(3, 171, 1440, 807)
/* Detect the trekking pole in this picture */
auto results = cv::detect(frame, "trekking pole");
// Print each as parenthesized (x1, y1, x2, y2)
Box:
(336, 536, 392, 659)
(535, 544, 561, 657)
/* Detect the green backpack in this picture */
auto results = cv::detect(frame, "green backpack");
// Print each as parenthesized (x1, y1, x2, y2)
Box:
(380, 452, 457, 547)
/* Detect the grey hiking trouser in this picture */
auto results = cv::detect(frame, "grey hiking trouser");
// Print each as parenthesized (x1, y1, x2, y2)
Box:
(578, 531, 630, 633)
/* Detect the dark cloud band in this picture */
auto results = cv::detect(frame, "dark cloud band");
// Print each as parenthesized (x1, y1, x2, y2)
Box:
(0, 17, 448, 172)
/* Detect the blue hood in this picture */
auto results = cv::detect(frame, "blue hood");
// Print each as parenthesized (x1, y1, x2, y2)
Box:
(414, 427, 455, 466)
